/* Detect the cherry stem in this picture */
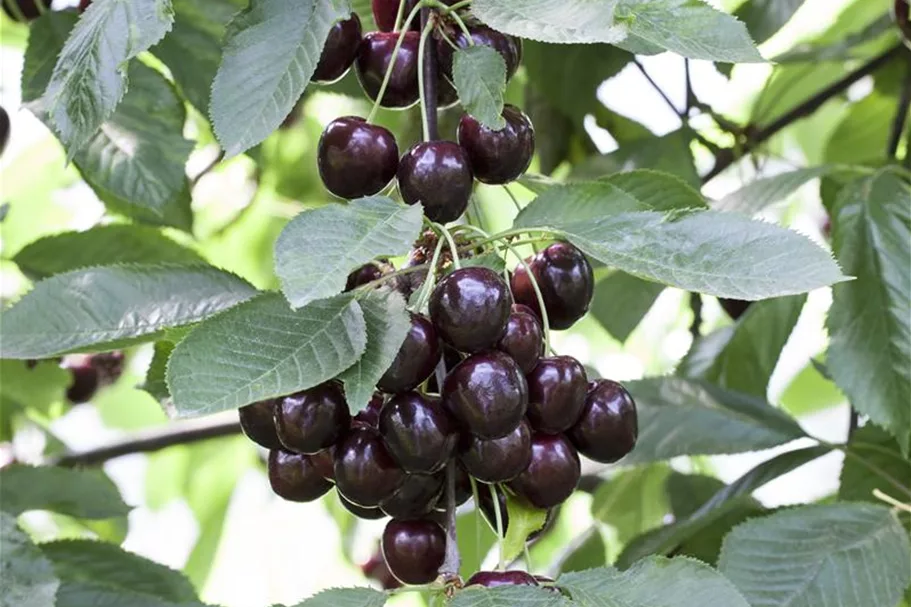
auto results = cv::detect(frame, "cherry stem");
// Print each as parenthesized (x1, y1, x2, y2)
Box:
(392, 0, 408, 32)
(417, 10, 439, 142)
(438, 355, 462, 580)
(366, 2, 424, 124)
(413, 234, 448, 311)
(490, 484, 506, 570)
(448, 9, 474, 45)
(434, 222, 462, 269)
(34, 0, 46, 14)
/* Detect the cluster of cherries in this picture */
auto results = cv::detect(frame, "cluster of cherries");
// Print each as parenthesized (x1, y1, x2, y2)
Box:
(309, 0, 533, 223)
(238, 239, 638, 586)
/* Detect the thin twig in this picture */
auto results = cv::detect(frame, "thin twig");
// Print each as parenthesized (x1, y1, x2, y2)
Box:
(689, 292, 702, 341)
(191, 149, 225, 186)
(633, 59, 683, 119)
(887, 52, 911, 159)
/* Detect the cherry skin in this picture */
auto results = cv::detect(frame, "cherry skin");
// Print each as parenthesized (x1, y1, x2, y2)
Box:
(378, 314, 441, 394)
(379, 392, 457, 473)
(429, 267, 512, 353)
(458, 104, 534, 184)
(496, 304, 544, 374)
(382, 518, 446, 585)
(380, 473, 444, 519)
(466, 571, 539, 587)
(318, 116, 399, 199)
(352, 393, 386, 430)
(442, 351, 528, 439)
(268, 450, 333, 502)
(509, 433, 580, 509)
(567, 379, 638, 463)
(526, 356, 588, 434)
(312, 13, 362, 84)
(398, 141, 473, 224)
(1, 0, 42, 21)
(335, 427, 406, 506)
(511, 242, 594, 330)
(345, 262, 385, 291)
(356, 31, 420, 109)
(275, 382, 350, 454)
(438, 24, 523, 82)
(66, 362, 99, 404)
(309, 446, 336, 481)
(450, 463, 474, 507)
(238, 398, 283, 450)
(339, 493, 387, 520)
(460, 418, 532, 483)
(372, 0, 418, 32)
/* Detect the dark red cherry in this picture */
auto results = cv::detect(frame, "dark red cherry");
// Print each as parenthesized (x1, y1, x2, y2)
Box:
(362, 548, 402, 590)
(466, 570, 539, 587)
(442, 351, 528, 439)
(380, 473, 444, 519)
(1, 0, 42, 21)
(356, 31, 420, 109)
(379, 392, 457, 473)
(508, 433, 580, 509)
(66, 363, 99, 404)
(719, 298, 752, 320)
(460, 419, 532, 483)
(426, 345, 463, 394)
(378, 314, 441, 394)
(318, 116, 399, 199)
(526, 356, 588, 434)
(457, 104, 534, 185)
(275, 382, 350, 454)
(268, 450, 333, 502)
(429, 267, 512, 353)
(372, 0, 418, 31)
(335, 427, 406, 506)
(438, 24, 523, 81)
(567, 379, 638, 463)
(238, 398, 282, 450)
(398, 141, 473, 224)
(345, 262, 385, 291)
(78, 0, 91, 12)
(382, 518, 446, 585)
(496, 304, 544, 374)
(309, 446, 336, 481)
(312, 13, 362, 84)
(352, 393, 386, 429)
(339, 493, 387, 520)
(511, 242, 594, 330)
(451, 463, 473, 507)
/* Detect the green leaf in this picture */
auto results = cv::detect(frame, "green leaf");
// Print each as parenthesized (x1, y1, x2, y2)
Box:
(590, 464, 671, 542)
(0, 360, 70, 417)
(502, 495, 548, 563)
(734, 0, 806, 44)
(453, 46, 507, 129)
(456, 508, 498, 579)
(0, 264, 257, 359)
(590, 272, 665, 342)
(20, 11, 77, 104)
(557, 557, 751, 607)
(714, 166, 840, 215)
(840, 425, 911, 510)
(827, 172, 911, 452)
(471, 0, 627, 44)
(40, 540, 196, 603)
(167, 293, 367, 417)
(825, 93, 896, 165)
(338, 289, 410, 413)
(12, 226, 203, 280)
(144, 341, 176, 402)
(0, 512, 59, 607)
(450, 585, 572, 607)
(719, 503, 911, 607)
(53, 582, 206, 607)
(773, 14, 894, 63)
(276, 197, 423, 308)
(291, 587, 387, 607)
(559, 530, 608, 574)
(614, 0, 763, 63)
(210, 0, 352, 156)
(623, 377, 806, 463)
(779, 359, 846, 416)
(39, 0, 175, 151)
(602, 169, 708, 211)
(0, 464, 129, 519)
(570, 129, 700, 187)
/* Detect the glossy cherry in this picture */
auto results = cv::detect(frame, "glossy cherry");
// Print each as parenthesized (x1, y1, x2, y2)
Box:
(438, 24, 523, 81)
(372, 0, 418, 31)
(345, 262, 385, 291)
(509, 433, 580, 509)
(382, 518, 446, 585)
(496, 304, 544, 374)
(442, 351, 528, 439)
(426, 345, 463, 394)
(567, 379, 638, 463)
(352, 393, 386, 429)
(429, 267, 512, 353)
(268, 450, 333, 502)
(526, 356, 588, 434)
(380, 473, 444, 519)
(397, 141, 473, 223)
(318, 117, 398, 199)
(356, 31, 420, 109)
(377, 314, 441, 393)
(511, 242, 594, 330)
(379, 392, 457, 473)
(66, 362, 99, 404)
(312, 13, 362, 84)
(309, 446, 336, 481)
(458, 104, 534, 184)
(466, 570, 539, 587)
(335, 427, 406, 506)
(460, 418, 532, 483)
(238, 398, 283, 450)
(275, 382, 350, 454)
(339, 493, 387, 520)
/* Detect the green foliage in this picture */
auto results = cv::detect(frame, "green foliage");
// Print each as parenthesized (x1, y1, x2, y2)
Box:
(734, 0, 806, 44)
(591, 465, 671, 543)
(0, 512, 59, 607)
(502, 495, 548, 563)
(450, 585, 571, 607)
(714, 166, 842, 215)
(0, 465, 130, 520)
(589, 272, 665, 342)
(453, 46, 508, 129)
(291, 588, 387, 607)
(471, 0, 628, 44)
(840, 426, 911, 514)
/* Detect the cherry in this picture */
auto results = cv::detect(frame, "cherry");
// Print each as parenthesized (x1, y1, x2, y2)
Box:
(345, 262, 385, 291)
(398, 141, 473, 224)
(511, 242, 594, 330)
(268, 450, 333, 502)
(466, 571, 539, 587)
(372, 0, 418, 32)
(335, 427, 406, 506)
(457, 105, 534, 185)
(318, 116, 399, 199)
(65, 362, 99, 404)
(78, 0, 91, 12)
(238, 398, 283, 450)
(426, 345, 463, 394)
(719, 298, 751, 320)
(460, 419, 532, 483)
(356, 31, 420, 109)
(379, 392, 457, 473)
(382, 518, 446, 585)
(450, 463, 473, 507)
(0, 106, 9, 158)
(377, 313, 441, 394)
(442, 351, 528, 439)
(496, 304, 544, 374)
(312, 13, 362, 84)
(567, 379, 638, 463)
(508, 433, 580, 509)
(361, 548, 402, 590)
(1, 0, 42, 21)
(352, 393, 386, 429)
(380, 473, 444, 519)
(309, 446, 336, 481)
(275, 382, 350, 454)
(339, 493, 387, 520)
(429, 267, 512, 353)
(438, 24, 523, 82)
(526, 356, 588, 434)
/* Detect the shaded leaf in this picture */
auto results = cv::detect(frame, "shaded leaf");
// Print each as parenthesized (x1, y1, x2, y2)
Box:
(570, 129, 699, 187)
(825, 93, 896, 165)
(291, 587, 387, 607)
(0, 360, 70, 419)
(734, 0, 806, 44)
(53, 582, 206, 607)
(590, 272, 665, 342)
(839, 425, 911, 510)
(143, 342, 176, 402)
(471, 0, 627, 44)
(450, 585, 572, 607)
(591, 464, 671, 542)
(0, 512, 59, 607)
(714, 166, 840, 215)
(0, 465, 129, 519)
(502, 495, 548, 563)
(453, 46, 507, 129)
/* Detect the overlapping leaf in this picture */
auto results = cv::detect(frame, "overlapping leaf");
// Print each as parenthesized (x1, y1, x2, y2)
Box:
(0, 465, 129, 519)
(471, 0, 627, 44)
(0, 513, 59, 607)
(453, 46, 507, 129)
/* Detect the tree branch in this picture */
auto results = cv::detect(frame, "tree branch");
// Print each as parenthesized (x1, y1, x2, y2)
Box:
(421, 7, 440, 141)
(633, 59, 683, 118)
(887, 52, 911, 159)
